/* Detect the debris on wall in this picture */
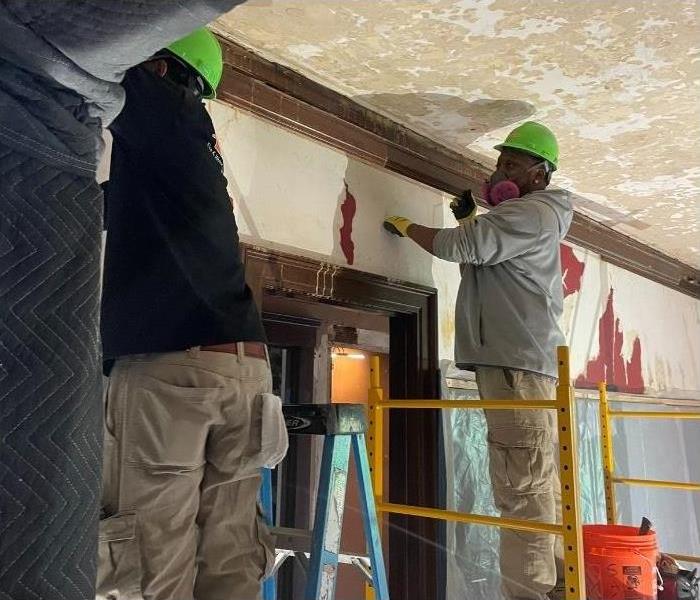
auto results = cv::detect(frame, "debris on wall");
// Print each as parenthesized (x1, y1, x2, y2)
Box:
(339, 180, 357, 264)
(561, 244, 585, 298)
(576, 289, 645, 394)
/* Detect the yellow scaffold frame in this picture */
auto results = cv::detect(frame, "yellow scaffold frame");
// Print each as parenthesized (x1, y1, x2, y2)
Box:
(598, 382, 700, 565)
(366, 346, 586, 600)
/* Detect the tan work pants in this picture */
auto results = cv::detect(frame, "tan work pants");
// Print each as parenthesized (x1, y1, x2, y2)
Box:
(476, 367, 564, 600)
(97, 347, 276, 600)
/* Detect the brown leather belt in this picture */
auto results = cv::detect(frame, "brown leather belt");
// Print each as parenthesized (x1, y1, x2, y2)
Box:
(200, 341, 267, 360)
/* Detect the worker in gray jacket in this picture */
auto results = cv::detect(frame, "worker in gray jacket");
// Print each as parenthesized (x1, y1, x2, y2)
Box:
(383, 121, 572, 600)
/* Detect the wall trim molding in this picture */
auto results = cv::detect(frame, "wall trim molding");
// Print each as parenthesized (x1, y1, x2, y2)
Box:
(218, 37, 700, 299)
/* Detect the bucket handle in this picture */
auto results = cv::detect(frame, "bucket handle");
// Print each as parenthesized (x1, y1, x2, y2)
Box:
(656, 568, 664, 592)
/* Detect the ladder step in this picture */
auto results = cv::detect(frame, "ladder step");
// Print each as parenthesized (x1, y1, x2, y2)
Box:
(272, 526, 370, 565)
(262, 426, 389, 599)
(282, 404, 367, 435)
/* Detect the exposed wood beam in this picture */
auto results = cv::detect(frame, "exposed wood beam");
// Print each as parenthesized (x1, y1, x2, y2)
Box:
(217, 37, 700, 300)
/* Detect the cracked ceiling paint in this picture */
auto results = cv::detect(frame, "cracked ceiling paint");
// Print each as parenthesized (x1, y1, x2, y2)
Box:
(214, 0, 700, 268)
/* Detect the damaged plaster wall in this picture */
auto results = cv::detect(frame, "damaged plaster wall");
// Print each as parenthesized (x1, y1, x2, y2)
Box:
(215, 0, 700, 269)
(209, 102, 700, 595)
(211, 101, 700, 396)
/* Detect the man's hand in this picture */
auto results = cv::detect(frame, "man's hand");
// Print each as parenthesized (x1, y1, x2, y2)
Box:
(449, 190, 477, 224)
(383, 215, 441, 255)
(383, 215, 413, 237)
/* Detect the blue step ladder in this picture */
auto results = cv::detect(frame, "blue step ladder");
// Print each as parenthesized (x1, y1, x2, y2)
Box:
(261, 403, 390, 600)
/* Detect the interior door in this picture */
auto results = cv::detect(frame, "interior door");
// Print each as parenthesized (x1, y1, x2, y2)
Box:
(263, 312, 318, 600)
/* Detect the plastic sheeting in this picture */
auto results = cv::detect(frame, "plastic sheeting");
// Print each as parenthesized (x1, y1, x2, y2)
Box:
(612, 411, 700, 558)
(441, 361, 700, 600)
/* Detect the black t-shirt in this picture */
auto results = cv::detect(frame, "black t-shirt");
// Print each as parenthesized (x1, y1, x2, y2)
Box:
(100, 66, 265, 360)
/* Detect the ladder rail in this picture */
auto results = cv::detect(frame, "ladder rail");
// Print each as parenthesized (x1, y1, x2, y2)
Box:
(262, 403, 390, 600)
(305, 434, 352, 600)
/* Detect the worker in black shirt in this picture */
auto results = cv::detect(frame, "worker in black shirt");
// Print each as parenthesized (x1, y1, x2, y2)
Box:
(98, 29, 287, 600)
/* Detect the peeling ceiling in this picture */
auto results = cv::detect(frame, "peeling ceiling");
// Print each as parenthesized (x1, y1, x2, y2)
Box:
(214, 0, 700, 268)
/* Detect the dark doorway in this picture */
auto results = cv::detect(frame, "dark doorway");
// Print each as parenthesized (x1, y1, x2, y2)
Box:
(263, 312, 318, 598)
(244, 245, 440, 600)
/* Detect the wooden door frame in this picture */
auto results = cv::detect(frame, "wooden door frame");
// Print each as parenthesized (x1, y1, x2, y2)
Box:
(243, 244, 440, 600)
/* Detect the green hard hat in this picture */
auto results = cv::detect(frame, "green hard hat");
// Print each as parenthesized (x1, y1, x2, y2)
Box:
(167, 28, 222, 99)
(494, 121, 559, 170)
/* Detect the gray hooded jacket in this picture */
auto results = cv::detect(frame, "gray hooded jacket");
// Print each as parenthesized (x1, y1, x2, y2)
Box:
(433, 189, 573, 378)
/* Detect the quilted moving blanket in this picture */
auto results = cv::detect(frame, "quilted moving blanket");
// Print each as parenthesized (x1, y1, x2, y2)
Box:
(0, 2, 242, 598)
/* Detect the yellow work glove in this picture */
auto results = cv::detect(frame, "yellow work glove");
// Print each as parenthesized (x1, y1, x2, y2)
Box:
(383, 215, 413, 237)
(449, 190, 477, 225)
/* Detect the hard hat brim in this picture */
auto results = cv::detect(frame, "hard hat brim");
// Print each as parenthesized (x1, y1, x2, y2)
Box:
(494, 142, 558, 170)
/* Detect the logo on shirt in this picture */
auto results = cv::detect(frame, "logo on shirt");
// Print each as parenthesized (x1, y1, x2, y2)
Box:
(208, 133, 224, 173)
(285, 416, 312, 432)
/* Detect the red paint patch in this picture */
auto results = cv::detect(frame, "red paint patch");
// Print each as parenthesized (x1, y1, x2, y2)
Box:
(339, 181, 357, 265)
(575, 289, 645, 394)
(560, 244, 585, 297)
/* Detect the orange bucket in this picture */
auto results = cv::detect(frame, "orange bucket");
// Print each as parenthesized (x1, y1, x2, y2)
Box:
(583, 524, 658, 600)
